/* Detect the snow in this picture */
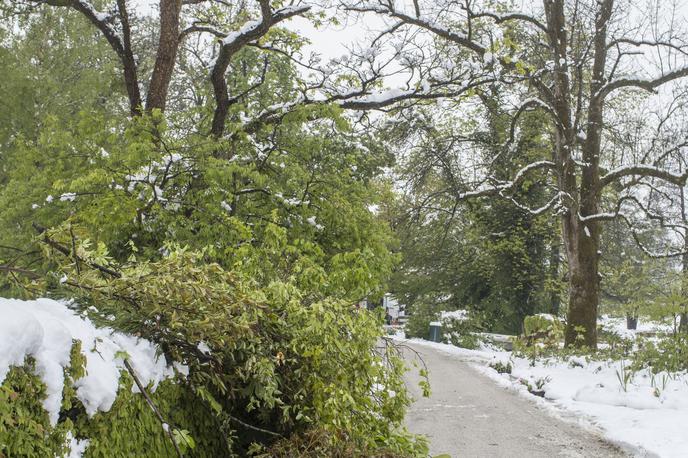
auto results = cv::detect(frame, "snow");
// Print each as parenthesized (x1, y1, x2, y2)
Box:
(306, 215, 324, 230)
(599, 315, 673, 338)
(341, 88, 415, 105)
(197, 341, 212, 355)
(222, 20, 261, 46)
(220, 6, 309, 47)
(0, 298, 181, 427)
(63, 431, 90, 458)
(440, 309, 469, 321)
(394, 334, 688, 457)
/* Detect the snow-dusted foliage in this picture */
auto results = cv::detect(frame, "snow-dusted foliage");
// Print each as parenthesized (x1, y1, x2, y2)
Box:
(0, 297, 179, 425)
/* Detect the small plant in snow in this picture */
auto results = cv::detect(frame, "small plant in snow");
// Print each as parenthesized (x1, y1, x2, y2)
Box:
(615, 360, 634, 392)
(489, 360, 512, 374)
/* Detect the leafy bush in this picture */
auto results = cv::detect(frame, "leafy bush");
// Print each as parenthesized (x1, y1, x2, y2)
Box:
(523, 314, 563, 339)
(34, 233, 426, 457)
(631, 335, 688, 374)
(441, 312, 485, 349)
(0, 346, 227, 458)
(488, 360, 512, 374)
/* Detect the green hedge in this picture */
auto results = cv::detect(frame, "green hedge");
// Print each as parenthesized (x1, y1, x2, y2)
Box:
(0, 342, 227, 458)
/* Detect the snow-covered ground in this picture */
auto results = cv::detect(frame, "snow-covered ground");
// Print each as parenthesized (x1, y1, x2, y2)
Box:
(599, 315, 674, 338)
(392, 333, 688, 458)
(0, 297, 182, 456)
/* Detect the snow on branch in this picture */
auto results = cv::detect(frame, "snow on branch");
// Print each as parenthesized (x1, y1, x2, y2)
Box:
(578, 194, 688, 257)
(457, 160, 555, 200)
(466, 10, 547, 33)
(344, 2, 486, 56)
(599, 164, 688, 190)
(597, 65, 688, 100)
(210, 1, 311, 136)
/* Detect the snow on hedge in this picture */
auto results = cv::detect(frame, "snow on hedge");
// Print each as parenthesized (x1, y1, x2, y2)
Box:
(395, 336, 688, 457)
(0, 297, 180, 425)
(439, 309, 469, 322)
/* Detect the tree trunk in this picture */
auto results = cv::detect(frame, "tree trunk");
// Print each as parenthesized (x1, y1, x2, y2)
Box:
(145, 0, 182, 113)
(680, 194, 688, 333)
(563, 215, 600, 348)
(549, 241, 560, 315)
(561, 0, 612, 349)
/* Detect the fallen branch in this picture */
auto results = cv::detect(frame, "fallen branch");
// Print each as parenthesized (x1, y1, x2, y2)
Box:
(123, 358, 183, 458)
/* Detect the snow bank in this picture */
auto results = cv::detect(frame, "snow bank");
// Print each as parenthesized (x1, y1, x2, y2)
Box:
(0, 297, 180, 426)
(504, 355, 688, 457)
(396, 336, 688, 457)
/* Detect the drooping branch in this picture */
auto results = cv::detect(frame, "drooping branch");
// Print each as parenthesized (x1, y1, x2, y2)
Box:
(598, 165, 688, 190)
(597, 65, 688, 100)
(455, 160, 556, 200)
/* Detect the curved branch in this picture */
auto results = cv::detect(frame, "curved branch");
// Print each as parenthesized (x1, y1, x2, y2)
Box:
(210, 2, 311, 138)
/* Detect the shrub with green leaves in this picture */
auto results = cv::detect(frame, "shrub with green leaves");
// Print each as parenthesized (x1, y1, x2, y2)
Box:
(0, 345, 227, 458)
(27, 226, 426, 456)
(441, 312, 485, 350)
(631, 335, 688, 374)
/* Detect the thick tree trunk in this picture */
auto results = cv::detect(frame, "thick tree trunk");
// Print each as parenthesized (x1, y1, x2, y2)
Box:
(680, 197, 688, 334)
(146, 0, 182, 113)
(561, 0, 612, 349)
(562, 215, 600, 348)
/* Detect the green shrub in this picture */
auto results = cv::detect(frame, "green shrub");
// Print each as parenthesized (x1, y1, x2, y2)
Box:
(0, 360, 71, 458)
(36, 241, 426, 457)
(631, 335, 688, 374)
(488, 361, 512, 374)
(523, 314, 563, 339)
(441, 311, 485, 349)
(0, 344, 226, 458)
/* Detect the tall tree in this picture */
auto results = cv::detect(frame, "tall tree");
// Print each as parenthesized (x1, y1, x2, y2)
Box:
(345, 0, 688, 347)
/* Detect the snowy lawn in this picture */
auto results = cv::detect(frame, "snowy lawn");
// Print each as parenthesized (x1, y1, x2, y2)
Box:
(393, 334, 688, 458)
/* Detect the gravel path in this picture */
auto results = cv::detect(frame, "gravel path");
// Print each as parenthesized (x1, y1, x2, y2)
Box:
(401, 341, 628, 458)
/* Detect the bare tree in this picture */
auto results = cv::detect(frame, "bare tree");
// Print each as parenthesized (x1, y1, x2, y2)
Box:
(343, 0, 688, 347)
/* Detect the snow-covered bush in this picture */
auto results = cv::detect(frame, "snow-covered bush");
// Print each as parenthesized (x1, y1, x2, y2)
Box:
(440, 310, 484, 349)
(0, 298, 226, 457)
(29, 237, 427, 457)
